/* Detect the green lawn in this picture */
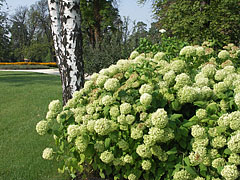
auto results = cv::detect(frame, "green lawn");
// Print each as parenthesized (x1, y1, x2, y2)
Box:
(0, 71, 69, 180)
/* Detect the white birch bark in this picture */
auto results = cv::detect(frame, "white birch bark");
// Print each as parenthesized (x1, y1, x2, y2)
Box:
(48, 0, 84, 105)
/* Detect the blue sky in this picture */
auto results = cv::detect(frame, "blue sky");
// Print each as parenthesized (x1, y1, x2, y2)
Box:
(5, 0, 154, 29)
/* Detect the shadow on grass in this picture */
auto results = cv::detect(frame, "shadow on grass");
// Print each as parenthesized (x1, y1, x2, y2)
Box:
(0, 72, 61, 87)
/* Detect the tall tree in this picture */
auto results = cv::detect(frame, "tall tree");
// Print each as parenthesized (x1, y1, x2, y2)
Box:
(48, 0, 84, 105)
(140, 0, 240, 46)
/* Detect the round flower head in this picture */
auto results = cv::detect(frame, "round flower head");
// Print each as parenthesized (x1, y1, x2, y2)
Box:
(221, 165, 239, 180)
(212, 158, 226, 169)
(90, 73, 99, 81)
(173, 169, 192, 180)
(86, 104, 95, 115)
(108, 65, 119, 77)
(131, 127, 143, 139)
(179, 46, 196, 57)
(129, 50, 139, 60)
(102, 95, 114, 106)
(104, 78, 120, 91)
(117, 114, 126, 125)
(228, 153, 240, 165)
(136, 144, 152, 158)
(191, 125, 205, 138)
(228, 132, 240, 153)
(151, 108, 168, 128)
(120, 103, 132, 115)
(196, 109, 207, 120)
(87, 120, 95, 132)
(48, 100, 61, 113)
(211, 135, 226, 149)
(229, 111, 240, 130)
(140, 93, 152, 106)
(148, 127, 165, 142)
(142, 160, 151, 171)
(192, 138, 209, 151)
(110, 106, 120, 117)
(154, 52, 166, 61)
(126, 115, 135, 125)
(36, 120, 49, 136)
(94, 118, 112, 136)
(96, 74, 108, 87)
(139, 84, 153, 95)
(143, 135, 156, 146)
(196, 47, 205, 56)
(163, 70, 176, 85)
(195, 77, 209, 87)
(170, 60, 186, 74)
(128, 173, 137, 180)
(218, 50, 230, 60)
(201, 64, 216, 78)
(218, 113, 230, 127)
(67, 125, 81, 139)
(42, 147, 54, 160)
(75, 135, 89, 152)
(123, 154, 133, 164)
(100, 150, 114, 164)
(174, 73, 191, 89)
(177, 86, 198, 104)
(84, 80, 94, 91)
(213, 82, 228, 94)
(234, 93, 240, 108)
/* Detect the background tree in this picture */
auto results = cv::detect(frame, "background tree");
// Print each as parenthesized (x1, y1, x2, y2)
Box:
(139, 0, 240, 47)
(48, 0, 84, 105)
(0, 0, 11, 61)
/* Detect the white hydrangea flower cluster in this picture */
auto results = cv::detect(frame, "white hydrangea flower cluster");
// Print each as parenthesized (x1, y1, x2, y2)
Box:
(218, 50, 230, 60)
(173, 169, 192, 180)
(179, 46, 196, 57)
(140, 93, 152, 106)
(151, 108, 168, 128)
(141, 160, 151, 170)
(154, 52, 166, 61)
(100, 150, 114, 164)
(42, 147, 54, 160)
(104, 78, 120, 91)
(36, 120, 49, 135)
(170, 60, 186, 74)
(221, 165, 239, 180)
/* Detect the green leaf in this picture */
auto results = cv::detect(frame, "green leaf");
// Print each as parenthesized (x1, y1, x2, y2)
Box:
(167, 147, 177, 155)
(105, 138, 111, 148)
(185, 166, 198, 176)
(170, 114, 183, 121)
(216, 126, 227, 134)
(184, 157, 191, 166)
(79, 154, 85, 164)
(224, 148, 232, 155)
(179, 126, 189, 137)
(199, 163, 207, 177)
(182, 121, 196, 127)
(189, 115, 198, 122)
(194, 101, 207, 107)
(99, 171, 105, 179)
(155, 168, 165, 180)
(103, 106, 110, 117)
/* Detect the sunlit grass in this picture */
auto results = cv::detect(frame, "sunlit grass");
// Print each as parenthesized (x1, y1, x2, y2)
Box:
(0, 71, 69, 180)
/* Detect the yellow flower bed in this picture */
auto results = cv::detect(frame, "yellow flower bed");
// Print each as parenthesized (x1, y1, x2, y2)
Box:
(0, 62, 57, 66)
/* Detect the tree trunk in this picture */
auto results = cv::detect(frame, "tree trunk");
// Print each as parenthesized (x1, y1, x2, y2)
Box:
(48, 0, 84, 105)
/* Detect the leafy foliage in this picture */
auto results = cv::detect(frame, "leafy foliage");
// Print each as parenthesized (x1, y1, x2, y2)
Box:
(151, 0, 240, 47)
(37, 42, 240, 179)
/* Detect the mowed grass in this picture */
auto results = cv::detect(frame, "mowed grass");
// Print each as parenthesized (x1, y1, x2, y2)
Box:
(0, 71, 69, 180)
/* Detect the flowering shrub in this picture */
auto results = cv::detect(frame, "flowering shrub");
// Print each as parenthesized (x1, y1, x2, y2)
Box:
(37, 43, 240, 179)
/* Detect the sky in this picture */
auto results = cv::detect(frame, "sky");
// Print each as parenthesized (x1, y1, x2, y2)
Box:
(5, 0, 154, 29)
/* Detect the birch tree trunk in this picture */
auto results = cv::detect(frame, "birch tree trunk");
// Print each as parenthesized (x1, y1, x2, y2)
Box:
(48, 0, 84, 105)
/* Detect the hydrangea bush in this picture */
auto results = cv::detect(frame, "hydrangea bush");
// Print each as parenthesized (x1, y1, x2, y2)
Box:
(37, 43, 240, 180)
